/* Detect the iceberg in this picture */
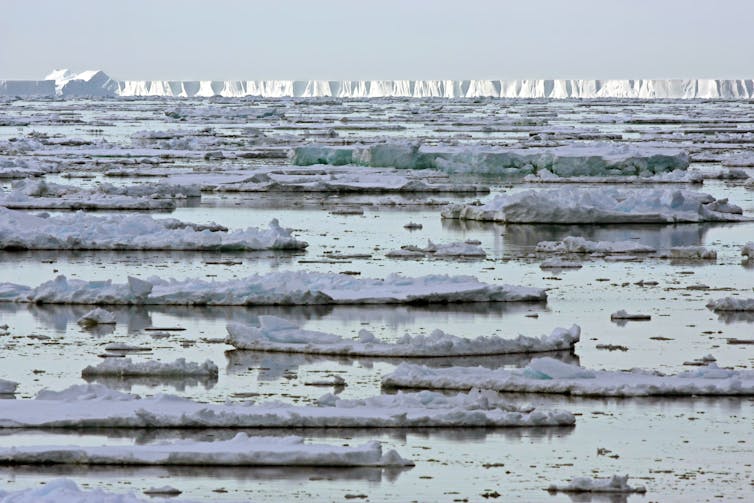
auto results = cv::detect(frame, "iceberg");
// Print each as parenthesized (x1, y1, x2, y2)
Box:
(441, 188, 750, 224)
(291, 142, 689, 177)
(0, 384, 575, 428)
(0, 209, 307, 251)
(225, 315, 580, 357)
(0, 272, 546, 305)
(382, 357, 754, 396)
(0, 432, 413, 467)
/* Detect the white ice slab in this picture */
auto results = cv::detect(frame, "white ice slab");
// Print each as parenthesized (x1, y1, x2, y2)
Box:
(536, 236, 656, 254)
(547, 475, 647, 493)
(0, 432, 412, 467)
(225, 315, 580, 357)
(0, 385, 575, 428)
(385, 240, 486, 259)
(382, 357, 754, 396)
(0, 479, 158, 503)
(442, 188, 750, 224)
(81, 358, 218, 377)
(0, 272, 546, 305)
(706, 297, 754, 312)
(77, 307, 116, 326)
(0, 208, 307, 251)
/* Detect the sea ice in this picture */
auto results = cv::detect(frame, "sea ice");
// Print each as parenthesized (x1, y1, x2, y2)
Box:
(441, 188, 750, 224)
(77, 307, 116, 326)
(0, 479, 160, 503)
(225, 315, 580, 357)
(81, 358, 219, 378)
(547, 475, 647, 493)
(0, 208, 307, 251)
(0, 384, 575, 428)
(385, 240, 486, 258)
(382, 357, 754, 396)
(539, 258, 583, 269)
(668, 246, 717, 260)
(0, 379, 18, 394)
(536, 236, 656, 254)
(706, 297, 754, 312)
(0, 272, 546, 305)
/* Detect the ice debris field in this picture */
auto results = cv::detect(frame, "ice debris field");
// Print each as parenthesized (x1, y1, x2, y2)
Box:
(0, 79, 752, 502)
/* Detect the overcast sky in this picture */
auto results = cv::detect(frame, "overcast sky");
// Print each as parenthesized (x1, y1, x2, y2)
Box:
(2, 0, 752, 80)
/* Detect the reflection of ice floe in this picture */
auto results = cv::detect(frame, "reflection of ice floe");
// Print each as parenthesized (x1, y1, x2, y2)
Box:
(225, 315, 579, 357)
(82, 374, 217, 392)
(0, 272, 546, 305)
(383, 357, 754, 396)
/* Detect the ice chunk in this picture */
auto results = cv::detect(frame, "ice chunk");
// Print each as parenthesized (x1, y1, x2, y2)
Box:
(742, 242, 754, 258)
(386, 240, 486, 259)
(536, 236, 655, 254)
(442, 188, 750, 224)
(81, 358, 218, 377)
(0, 208, 307, 251)
(669, 246, 717, 260)
(226, 316, 580, 356)
(0, 272, 546, 305)
(0, 432, 413, 467)
(707, 297, 754, 312)
(382, 357, 754, 396)
(547, 475, 647, 493)
(0, 386, 575, 428)
(77, 307, 116, 327)
(0, 479, 157, 502)
(539, 258, 583, 269)
(610, 310, 651, 321)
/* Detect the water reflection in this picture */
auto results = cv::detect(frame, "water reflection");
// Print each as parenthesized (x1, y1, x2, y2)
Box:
(81, 375, 218, 392)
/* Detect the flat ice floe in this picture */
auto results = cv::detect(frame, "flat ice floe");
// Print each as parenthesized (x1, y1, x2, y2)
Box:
(441, 188, 750, 223)
(81, 358, 219, 377)
(668, 246, 717, 259)
(706, 297, 754, 311)
(385, 240, 486, 259)
(0, 479, 160, 503)
(291, 142, 689, 177)
(0, 272, 546, 305)
(536, 236, 656, 254)
(382, 357, 754, 396)
(225, 315, 580, 356)
(0, 433, 413, 467)
(524, 168, 702, 184)
(547, 475, 647, 494)
(0, 208, 307, 251)
(0, 384, 575, 428)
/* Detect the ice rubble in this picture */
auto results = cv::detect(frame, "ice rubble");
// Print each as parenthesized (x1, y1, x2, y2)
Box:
(17, 70, 754, 98)
(385, 240, 486, 259)
(706, 297, 754, 312)
(547, 475, 647, 494)
(0, 209, 307, 251)
(292, 142, 689, 177)
(225, 316, 580, 357)
(0, 479, 158, 503)
(0, 384, 575, 428)
(668, 246, 717, 260)
(382, 357, 754, 396)
(0, 432, 412, 467)
(536, 236, 656, 254)
(77, 307, 116, 326)
(81, 358, 219, 378)
(0, 272, 546, 305)
(441, 188, 750, 224)
(0, 379, 18, 394)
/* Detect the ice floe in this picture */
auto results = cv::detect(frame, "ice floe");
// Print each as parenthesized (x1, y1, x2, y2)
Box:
(0, 432, 412, 467)
(524, 168, 702, 184)
(81, 358, 219, 378)
(0, 208, 307, 251)
(0, 479, 159, 503)
(539, 258, 583, 269)
(225, 316, 580, 357)
(385, 240, 486, 259)
(547, 475, 647, 494)
(441, 188, 750, 224)
(610, 310, 651, 321)
(706, 297, 754, 312)
(0, 272, 546, 305)
(292, 142, 689, 177)
(668, 246, 717, 260)
(0, 384, 575, 428)
(382, 357, 754, 396)
(77, 307, 116, 326)
(536, 236, 656, 254)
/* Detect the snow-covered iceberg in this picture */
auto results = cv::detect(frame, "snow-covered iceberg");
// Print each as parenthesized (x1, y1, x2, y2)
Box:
(547, 475, 647, 494)
(441, 188, 750, 224)
(0, 432, 412, 467)
(0, 209, 307, 251)
(81, 358, 218, 378)
(536, 236, 656, 254)
(382, 357, 754, 396)
(706, 297, 754, 312)
(292, 142, 689, 177)
(0, 272, 546, 305)
(0, 384, 575, 428)
(225, 316, 580, 357)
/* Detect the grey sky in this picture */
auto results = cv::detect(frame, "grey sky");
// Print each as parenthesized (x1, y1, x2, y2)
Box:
(1, 0, 752, 80)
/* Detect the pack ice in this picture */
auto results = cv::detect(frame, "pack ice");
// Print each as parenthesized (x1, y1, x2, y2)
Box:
(0, 208, 307, 251)
(441, 188, 750, 224)
(0, 433, 413, 467)
(382, 357, 754, 396)
(225, 316, 580, 357)
(0, 272, 546, 305)
(0, 384, 575, 428)
(292, 142, 689, 177)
